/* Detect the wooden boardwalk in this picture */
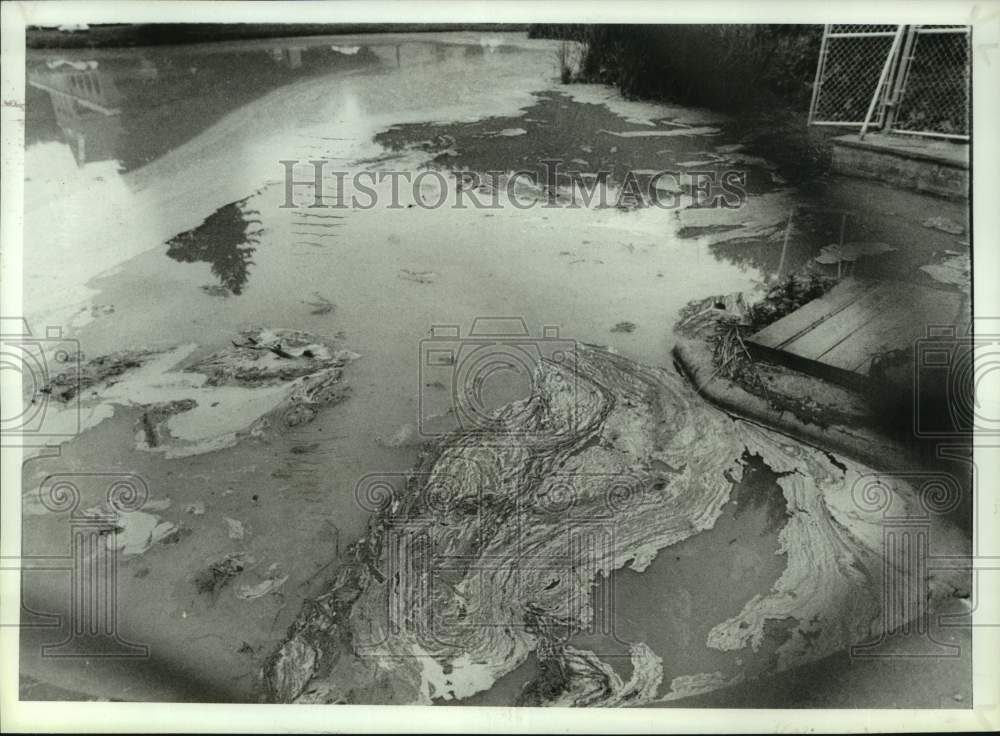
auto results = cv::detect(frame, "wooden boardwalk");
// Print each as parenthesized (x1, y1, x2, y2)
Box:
(747, 277, 963, 390)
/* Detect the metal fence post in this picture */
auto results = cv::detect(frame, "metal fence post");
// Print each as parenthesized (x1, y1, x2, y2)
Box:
(883, 25, 918, 132)
(807, 25, 831, 125)
(860, 25, 905, 140)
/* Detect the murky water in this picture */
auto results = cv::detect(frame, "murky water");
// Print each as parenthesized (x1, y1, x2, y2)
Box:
(19, 32, 969, 703)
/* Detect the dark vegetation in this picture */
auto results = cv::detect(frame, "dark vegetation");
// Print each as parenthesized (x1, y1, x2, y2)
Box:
(704, 273, 837, 385)
(741, 273, 836, 334)
(530, 24, 833, 186)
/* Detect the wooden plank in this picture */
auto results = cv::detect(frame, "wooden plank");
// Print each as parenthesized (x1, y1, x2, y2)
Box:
(779, 285, 902, 360)
(747, 339, 873, 392)
(750, 277, 874, 350)
(825, 286, 962, 373)
(819, 299, 919, 373)
(746, 277, 964, 391)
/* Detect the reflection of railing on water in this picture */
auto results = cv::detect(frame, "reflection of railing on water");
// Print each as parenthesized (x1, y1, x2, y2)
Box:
(28, 65, 123, 166)
(28, 65, 121, 115)
(25, 37, 510, 169)
(263, 38, 499, 69)
(268, 46, 304, 69)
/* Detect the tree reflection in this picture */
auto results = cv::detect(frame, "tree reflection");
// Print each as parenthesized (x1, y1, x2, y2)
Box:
(165, 197, 260, 295)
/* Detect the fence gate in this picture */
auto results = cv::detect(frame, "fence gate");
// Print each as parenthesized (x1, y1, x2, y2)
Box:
(809, 24, 970, 141)
(808, 25, 905, 129)
(887, 26, 970, 140)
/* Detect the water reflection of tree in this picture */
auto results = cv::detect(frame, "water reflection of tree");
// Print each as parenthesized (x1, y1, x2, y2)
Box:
(708, 237, 786, 275)
(708, 208, 849, 278)
(165, 198, 260, 295)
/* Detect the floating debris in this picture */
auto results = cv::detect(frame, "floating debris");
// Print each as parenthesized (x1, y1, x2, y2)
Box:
(611, 321, 637, 333)
(42, 348, 159, 402)
(193, 552, 252, 595)
(495, 128, 527, 137)
(398, 269, 438, 284)
(813, 241, 895, 265)
(600, 126, 720, 138)
(201, 284, 231, 298)
(136, 399, 198, 449)
(187, 328, 346, 387)
(377, 423, 420, 448)
(183, 502, 206, 515)
(334, 349, 361, 362)
(921, 252, 970, 293)
(84, 303, 116, 318)
(304, 293, 335, 315)
(236, 574, 289, 600)
(89, 505, 178, 557)
(93, 328, 358, 457)
(223, 517, 245, 540)
(676, 224, 744, 239)
(922, 216, 965, 235)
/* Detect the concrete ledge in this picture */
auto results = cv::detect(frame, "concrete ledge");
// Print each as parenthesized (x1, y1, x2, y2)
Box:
(831, 133, 968, 200)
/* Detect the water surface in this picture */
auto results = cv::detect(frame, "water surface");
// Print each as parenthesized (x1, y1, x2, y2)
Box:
(20, 32, 966, 704)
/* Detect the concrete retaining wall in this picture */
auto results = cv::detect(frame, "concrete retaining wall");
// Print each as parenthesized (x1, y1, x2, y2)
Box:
(831, 133, 968, 200)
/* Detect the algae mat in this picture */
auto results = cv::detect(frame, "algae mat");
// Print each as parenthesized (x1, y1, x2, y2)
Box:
(263, 345, 969, 706)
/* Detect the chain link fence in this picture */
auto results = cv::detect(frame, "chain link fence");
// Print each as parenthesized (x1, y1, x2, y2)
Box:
(808, 25, 901, 127)
(808, 24, 970, 141)
(890, 27, 970, 139)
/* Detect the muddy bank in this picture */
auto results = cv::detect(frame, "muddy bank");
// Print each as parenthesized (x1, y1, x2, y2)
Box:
(261, 345, 968, 705)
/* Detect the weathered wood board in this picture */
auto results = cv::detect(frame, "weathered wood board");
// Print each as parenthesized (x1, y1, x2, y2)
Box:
(748, 277, 964, 390)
